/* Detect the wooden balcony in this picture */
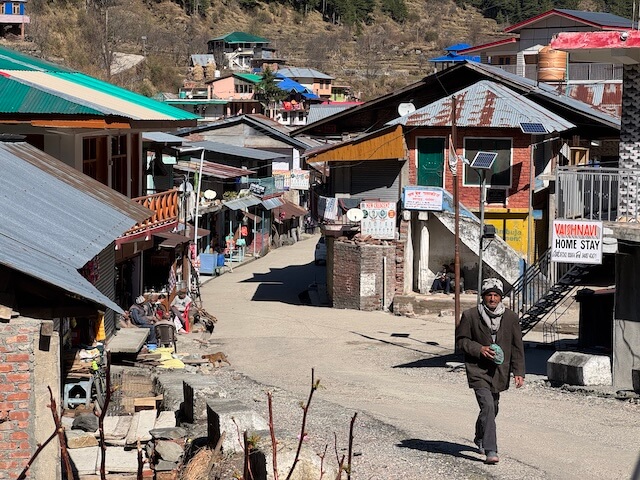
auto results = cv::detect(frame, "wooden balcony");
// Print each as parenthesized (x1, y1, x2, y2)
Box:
(121, 189, 179, 237)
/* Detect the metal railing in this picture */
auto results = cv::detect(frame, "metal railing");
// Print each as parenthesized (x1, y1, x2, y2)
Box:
(493, 63, 622, 81)
(556, 166, 640, 222)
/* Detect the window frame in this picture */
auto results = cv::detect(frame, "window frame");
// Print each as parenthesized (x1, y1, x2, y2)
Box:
(462, 137, 513, 189)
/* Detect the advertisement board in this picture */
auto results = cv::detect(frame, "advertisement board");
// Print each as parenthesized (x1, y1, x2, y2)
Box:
(360, 201, 396, 240)
(551, 219, 603, 264)
(402, 186, 444, 211)
(290, 170, 310, 190)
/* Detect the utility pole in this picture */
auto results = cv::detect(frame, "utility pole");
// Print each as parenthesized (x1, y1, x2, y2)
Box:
(451, 95, 461, 328)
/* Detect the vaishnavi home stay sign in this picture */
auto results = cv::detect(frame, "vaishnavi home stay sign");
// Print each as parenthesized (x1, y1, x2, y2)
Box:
(360, 201, 396, 240)
(551, 220, 603, 264)
(402, 186, 443, 211)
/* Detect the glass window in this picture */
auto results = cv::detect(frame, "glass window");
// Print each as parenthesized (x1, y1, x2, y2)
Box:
(463, 138, 512, 187)
(12, 3, 20, 14)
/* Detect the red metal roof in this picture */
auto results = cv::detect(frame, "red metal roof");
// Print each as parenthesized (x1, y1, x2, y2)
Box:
(458, 37, 518, 55)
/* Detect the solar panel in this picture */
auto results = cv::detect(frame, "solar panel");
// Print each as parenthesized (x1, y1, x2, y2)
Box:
(520, 122, 548, 134)
(470, 151, 498, 170)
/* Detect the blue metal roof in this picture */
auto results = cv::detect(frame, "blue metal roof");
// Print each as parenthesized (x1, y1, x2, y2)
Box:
(556, 9, 633, 28)
(429, 54, 481, 63)
(445, 43, 472, 52)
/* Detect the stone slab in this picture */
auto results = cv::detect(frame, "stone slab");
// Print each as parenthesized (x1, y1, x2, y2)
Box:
(149, 427, 187, 440)
(126, 409, 157, 445)
(68, 445, 99, 475)
(206, 399, 269, 453)
(155, 440, 184, 463)
(183, 378, 226, 423)
(100, 446, 142, 473)
(548, 351, 612, 386)
(66, 429, 99, 449)
(106, 328, 149, 354)
(104, 416, 133, 440)
(154, 410, 177, 429)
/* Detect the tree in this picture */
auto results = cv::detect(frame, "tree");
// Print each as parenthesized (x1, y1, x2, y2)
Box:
(255, 67, 287, 109)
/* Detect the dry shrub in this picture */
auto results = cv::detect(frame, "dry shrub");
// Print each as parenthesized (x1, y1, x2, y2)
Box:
(180, 447, 214, 480)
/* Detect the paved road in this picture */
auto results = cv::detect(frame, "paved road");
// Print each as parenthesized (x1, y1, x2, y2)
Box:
(199, 235, 640, 480)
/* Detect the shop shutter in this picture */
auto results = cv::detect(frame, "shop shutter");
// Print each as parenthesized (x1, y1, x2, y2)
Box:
(95, 242, 117, 338)
(351, 160, 402, 203)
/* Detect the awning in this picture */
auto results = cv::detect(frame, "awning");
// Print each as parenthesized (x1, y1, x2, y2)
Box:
(276, 200, 308, 220)
(223, 195, 262, 210)
(261, 197, 285, 210)
(155, 226, 210, 248)
(174, 160, 252, 180)
(304, 125, 405, 164)
(143, 132, 185, 144)
(243, 212, 262, 224)
(185, 140, 285, 161)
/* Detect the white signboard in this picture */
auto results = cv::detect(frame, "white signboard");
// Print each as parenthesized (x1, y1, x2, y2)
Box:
(403, 186, 444, 211)
(360, 201, 396, 240)
(290, 170, 310, 190)
(551, 219, 603, 264)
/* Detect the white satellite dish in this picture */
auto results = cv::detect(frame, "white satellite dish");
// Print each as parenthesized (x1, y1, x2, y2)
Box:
(203, 189, 217, 200)
(397, 102, 416, 117)
(178, 181, 194, 192)
(346, 208, 364, 222)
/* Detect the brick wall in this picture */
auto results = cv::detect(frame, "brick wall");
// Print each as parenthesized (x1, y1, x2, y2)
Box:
(333, 241, 396, 311)
(406, 127, 532, 210)
(0, 318, 59, 480)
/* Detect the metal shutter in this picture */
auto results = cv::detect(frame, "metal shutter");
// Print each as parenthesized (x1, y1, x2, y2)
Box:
(351, 160, 402, 203)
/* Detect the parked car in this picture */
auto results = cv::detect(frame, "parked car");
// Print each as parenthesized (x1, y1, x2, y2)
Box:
(314, 236, 327, 265)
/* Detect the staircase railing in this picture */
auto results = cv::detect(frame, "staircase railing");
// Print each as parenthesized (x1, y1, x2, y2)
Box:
(506, 249, 579, 334)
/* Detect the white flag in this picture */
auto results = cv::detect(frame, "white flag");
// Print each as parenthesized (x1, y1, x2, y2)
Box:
(448, 135, 458, 176)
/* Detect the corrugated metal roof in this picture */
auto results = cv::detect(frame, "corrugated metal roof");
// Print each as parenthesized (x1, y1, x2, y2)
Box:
(557, 83, 622, 118)
(306, 104, 355, 124)
(191, 54, 215, 66)
(209, 32, 270, 44)
(0, 235, 123, 313)
(0, 45, 73, 72)
(142, 132, 186, 144)
(388, 80, 575, 132)
(261, 197, 284, 209)
(235, 73, 262, 84)
(174, 160, 252, 179)
(188, 140, 285, 160)
(223, 195, 262, 210)
(0, 75, 103, 114)
(505, 9, 634, 33)
(0, 142, 151, 269)
(277, 67, 334, 80)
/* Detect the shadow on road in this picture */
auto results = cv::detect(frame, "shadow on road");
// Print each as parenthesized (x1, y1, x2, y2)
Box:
(241, 261, 327, 305)
(394, 353, 463, 368)
(397, 438, 483, 462)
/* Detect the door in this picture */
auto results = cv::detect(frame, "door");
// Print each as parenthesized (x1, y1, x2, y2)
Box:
(417, 138, 445, 187)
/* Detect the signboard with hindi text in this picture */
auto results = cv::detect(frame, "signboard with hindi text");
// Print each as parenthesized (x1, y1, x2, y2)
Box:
(360, 201, 396, 240)
(403, 186, 443, 211)
(551, 219, 603, 264)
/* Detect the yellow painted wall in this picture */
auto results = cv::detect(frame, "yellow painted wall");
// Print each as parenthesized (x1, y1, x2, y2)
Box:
(485, 213, 529, 258)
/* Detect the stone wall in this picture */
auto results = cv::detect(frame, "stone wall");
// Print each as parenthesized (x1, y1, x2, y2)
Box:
(332, 241, 397, 311)
(0, 317, 60, 480)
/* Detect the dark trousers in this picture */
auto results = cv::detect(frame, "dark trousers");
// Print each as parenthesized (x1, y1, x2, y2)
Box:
(474, 388, 500, 453)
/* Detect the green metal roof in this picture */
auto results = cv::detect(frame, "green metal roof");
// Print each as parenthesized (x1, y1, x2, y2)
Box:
(50, 72, 200, 120)
(0, 76, 102, 114)
(234, 73, 262, 84)
(209, 31, 270, 44)
(0, 45, 73, 72)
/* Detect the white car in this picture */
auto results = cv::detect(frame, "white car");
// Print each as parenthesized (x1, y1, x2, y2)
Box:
(314, 236, 327, 265)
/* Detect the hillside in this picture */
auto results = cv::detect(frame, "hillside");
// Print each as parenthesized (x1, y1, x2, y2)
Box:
(8, 0, 506, 100)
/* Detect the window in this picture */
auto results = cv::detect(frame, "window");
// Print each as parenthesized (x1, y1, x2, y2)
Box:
(111, 135, 128, 195)
(12, 3, 20, 14)
(83, 137, 98, 179)
(463, 138, 512, 188)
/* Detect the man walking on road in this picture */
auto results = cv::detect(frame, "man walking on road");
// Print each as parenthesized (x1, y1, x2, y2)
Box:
(456, 278, 525, 465)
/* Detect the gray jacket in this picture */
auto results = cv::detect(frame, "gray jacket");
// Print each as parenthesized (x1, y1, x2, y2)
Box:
(456, 306, 525, 392)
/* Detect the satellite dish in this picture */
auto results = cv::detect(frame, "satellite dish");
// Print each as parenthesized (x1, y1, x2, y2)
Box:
(397, 102, 416, 117)
(346, 208, 364, 222)
(203, 189, 217, 200)
(178, 181, 194, 192)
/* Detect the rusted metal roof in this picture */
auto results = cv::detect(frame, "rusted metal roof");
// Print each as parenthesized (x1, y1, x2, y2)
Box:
(304, 125, 405, 163)
(389, 80, 575, 132)
(555, 83, 622, 118)
(0, 141, 152, 269)
(174, 160, 252, 179)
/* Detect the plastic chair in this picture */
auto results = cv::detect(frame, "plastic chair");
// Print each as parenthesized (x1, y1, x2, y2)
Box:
(154, 322, 177, 353)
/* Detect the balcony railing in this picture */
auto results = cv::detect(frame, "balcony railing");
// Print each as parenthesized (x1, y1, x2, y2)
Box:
(122, 189, 179, 236)
(493, 63, 622, 82)
(556, 166, 640, 222)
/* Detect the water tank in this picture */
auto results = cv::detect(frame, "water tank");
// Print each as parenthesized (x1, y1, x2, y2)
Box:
(538, 46, 567, 82)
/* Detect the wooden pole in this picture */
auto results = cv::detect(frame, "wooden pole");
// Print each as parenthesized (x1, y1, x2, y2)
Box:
(452, 95, 461, 328)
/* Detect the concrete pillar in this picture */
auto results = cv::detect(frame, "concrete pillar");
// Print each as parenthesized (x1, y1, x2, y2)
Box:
(417, 220, 430, 293)
(618, 65, 640, 219)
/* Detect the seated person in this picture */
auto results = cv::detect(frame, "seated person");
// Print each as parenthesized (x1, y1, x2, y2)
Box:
(128, 295, 158, 344)
(430, 264, 451, 294)
(446, 262, 465, 293)
(170, 289, 192, 334)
